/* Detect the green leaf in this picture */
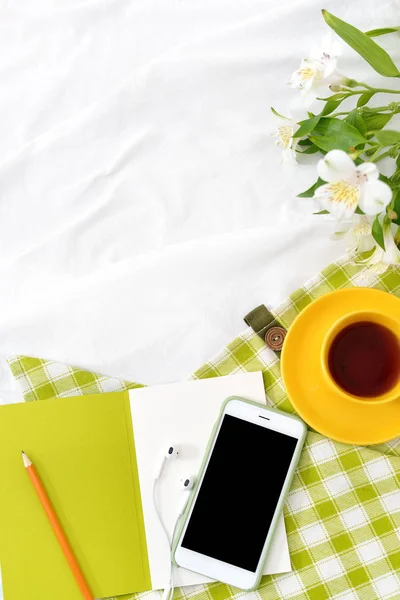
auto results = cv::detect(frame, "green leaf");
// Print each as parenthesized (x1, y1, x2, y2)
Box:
(293, 116, 320, 138)
(271, 106, 288, 119)
(365, 145, 380, 157)
(363, 112, 394, 132)
(298, 139, 313, 146)
(309, 117, 366, 152)
(393, 189, 400, 225)
(345, 109, 367, 136)
(355, 206, 365, 215)
(357, 91, 374, 107)
(321, 100, 342, 116)
(298, 144, 321, 155)
(372, 215, 385, 250)
(365, 27, 400, 38)
(313, 210, 329, 214)
(322, 10, 400, 77)
(391, 169, 400, 185)
(318, 93, 347, 101)
(297, 178, 324, 198)
(374, 130, 400, 146)
(380, 173, 391, 185)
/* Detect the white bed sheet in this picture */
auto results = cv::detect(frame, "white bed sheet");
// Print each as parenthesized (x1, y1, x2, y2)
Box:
(0, 1, 399, 593)
(3, 0, 398, 397)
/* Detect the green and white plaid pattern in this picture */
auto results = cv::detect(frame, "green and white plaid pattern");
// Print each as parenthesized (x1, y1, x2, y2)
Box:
(6, 254, 400, 600)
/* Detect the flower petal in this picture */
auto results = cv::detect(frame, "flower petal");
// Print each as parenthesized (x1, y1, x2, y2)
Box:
(354, 218, 372, 236)
(382, 222, 400, 264)
(317, 150, 356, 183)
(323, 58, 337, 78)
(369, 261, 389, 274)
(358, 179, 392, 215)
(322, 32, 341, 56)
(290, 59, 318, 89)
(311, 33, 340, 62)
(288, 97, 308, 123)
(356, 162, 379, 181)
(357, 245, 382, 265)
(291, 135, 299, 153)
(276, 124, 294, 150)
(357, 234, 375, 253)
(314, 180, 359, 219)
(281, 147, 297, 163)
(301, 87, 318, 107)
(358, 222, 400, 269)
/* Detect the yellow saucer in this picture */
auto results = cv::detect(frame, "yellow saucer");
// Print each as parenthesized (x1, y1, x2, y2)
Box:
(281, 288, 400, 445)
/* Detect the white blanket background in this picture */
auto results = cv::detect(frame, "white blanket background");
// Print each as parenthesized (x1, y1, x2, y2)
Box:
(2, 0, 400, 399)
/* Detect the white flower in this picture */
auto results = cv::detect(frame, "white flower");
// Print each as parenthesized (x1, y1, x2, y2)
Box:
(310, 33, 341, 77)
(314, 150, 392, 220)
(334, 216, 375, 253)
(272, 109, 299, 161)
(290, 34, 342, 106)
(350, 218, 376, 252)
(359, 220, 400, 272)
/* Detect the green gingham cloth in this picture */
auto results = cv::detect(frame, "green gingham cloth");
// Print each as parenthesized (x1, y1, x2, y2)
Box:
(6, 254, 400, 600)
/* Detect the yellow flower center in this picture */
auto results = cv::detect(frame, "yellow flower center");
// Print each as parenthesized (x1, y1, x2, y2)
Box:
(351, 220, 371, 238)
(297, 67, 316, 81)
(326, 180, 359, 209)
(277, 125, 293, 150)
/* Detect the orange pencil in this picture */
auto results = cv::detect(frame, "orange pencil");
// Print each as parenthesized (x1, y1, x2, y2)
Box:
(22, 451, 94, 600)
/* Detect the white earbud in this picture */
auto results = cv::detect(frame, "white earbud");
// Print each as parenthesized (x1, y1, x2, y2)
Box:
(154, 445, 179, 480)
(166, 445, 179, 459)
(180, 476, 195, 491)
(177, 475, 196, 515)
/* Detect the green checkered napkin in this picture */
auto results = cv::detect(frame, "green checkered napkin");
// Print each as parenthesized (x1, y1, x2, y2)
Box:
(7, 254, 400, 600)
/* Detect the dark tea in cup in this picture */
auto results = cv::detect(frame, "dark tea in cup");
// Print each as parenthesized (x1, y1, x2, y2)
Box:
(328, 321, 400, 398)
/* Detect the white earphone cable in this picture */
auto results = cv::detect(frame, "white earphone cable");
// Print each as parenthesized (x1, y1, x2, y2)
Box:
(153, 447, 192, 600)
(153, 476, 177, 600)
(163, 515, 182, 600)
(153, 478, 172, 546)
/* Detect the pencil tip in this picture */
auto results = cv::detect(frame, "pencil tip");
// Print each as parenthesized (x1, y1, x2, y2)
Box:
(21, 451, 32, 468)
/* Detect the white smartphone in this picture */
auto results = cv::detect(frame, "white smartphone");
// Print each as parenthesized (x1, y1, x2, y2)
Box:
(174, 397, 307, 590)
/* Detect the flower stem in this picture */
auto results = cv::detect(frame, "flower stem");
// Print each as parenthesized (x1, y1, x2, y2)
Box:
(372, 88, 400, 95)
(329, 111, 350, 117)
(361, 105, 400, 114)
(369, 148, 395, 163)
(353, 82, 400, 95)
(330, 104, 400, 119)
(366, 147, 384, 162)
(389, 190, 397, 212)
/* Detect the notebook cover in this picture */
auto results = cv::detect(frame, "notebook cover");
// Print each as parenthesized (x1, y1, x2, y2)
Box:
(0, 392, 150, 599)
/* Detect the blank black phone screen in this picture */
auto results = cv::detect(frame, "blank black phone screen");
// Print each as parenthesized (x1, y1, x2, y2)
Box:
(181, 414, 298, 572)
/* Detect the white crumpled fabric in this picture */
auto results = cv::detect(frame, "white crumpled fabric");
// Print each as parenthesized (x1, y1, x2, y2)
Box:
(2, 0, 400, 395)
(1, 0, 400, 596)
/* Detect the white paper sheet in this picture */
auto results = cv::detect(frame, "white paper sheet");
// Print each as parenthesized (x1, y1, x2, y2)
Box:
(129, 372, 291, 590)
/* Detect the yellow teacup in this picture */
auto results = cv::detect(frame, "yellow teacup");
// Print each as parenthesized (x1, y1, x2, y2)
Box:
(321, 311, 400, 405)
(281, 287, 400, 445)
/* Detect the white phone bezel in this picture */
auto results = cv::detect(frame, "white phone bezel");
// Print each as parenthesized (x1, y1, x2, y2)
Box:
(174, 398, 305, 590)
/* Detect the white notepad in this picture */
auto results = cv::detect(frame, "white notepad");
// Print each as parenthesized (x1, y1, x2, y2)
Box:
(129, 372, 292, 590)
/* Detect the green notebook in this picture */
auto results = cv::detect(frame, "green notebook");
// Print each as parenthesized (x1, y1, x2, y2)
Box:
(0, 392, 151, 600)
